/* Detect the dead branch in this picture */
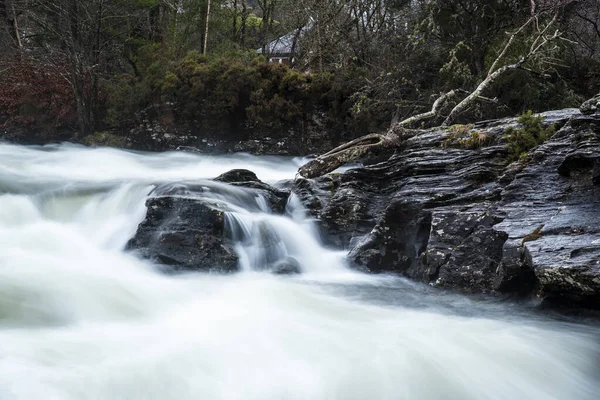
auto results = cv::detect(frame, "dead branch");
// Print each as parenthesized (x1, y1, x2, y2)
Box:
(396, 90, 462, 127)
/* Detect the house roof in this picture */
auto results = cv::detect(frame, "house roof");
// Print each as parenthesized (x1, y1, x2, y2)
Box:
(257, 30, 298, 55)
(257, 19, 313, 55)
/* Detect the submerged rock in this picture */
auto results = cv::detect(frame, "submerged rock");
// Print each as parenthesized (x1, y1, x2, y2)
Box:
(271, 257, 302, 275)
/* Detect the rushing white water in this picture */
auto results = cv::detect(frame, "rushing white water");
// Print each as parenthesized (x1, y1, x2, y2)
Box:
(0, 142, 599, 400)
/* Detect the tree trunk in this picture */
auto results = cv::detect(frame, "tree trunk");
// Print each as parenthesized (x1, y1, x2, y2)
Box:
(240, 0, 247, 47)
(298, 128, 416, 179)
(442, 64, 520, 126)
(203, 0, 211, 55)
(70, 55, 92, 138)
(0, 0, 23, 49)
(232, 0, 237, 41)
(68, 0, 92, 138)
(90, 0, 104, 129)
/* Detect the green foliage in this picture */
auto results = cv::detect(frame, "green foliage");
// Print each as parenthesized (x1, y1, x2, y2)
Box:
(104, 51, 355, 139)
(504, 111, 556, 162)
(439, 42, 475, 88)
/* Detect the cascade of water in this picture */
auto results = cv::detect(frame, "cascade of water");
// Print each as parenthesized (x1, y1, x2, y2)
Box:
(0, 143, 598, 400)
(225, 198, 346, 274)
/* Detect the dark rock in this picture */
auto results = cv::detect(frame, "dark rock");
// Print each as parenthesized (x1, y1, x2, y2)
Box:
(291, 175, 352, 246)
(215, 169, 259, 183)
(434, 221, 508, 293)
(349, 201, 431, 274)
(214, 170, 290, 214)
(292, 176, 337, 217)
(319, 109, 600, 309)
(593, 159, 600, 184)
(494, 240, 536, 296)
(126, 196, 238, 273)
(414, 209, 508, 293)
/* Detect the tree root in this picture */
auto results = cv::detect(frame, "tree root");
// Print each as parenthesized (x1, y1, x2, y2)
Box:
(298, 129, 417, 179)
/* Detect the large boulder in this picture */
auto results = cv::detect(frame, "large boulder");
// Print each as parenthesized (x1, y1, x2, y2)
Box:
(214, 169, 290, 213)
(127, 170, 290, 273)
(127, 195, 238, 273)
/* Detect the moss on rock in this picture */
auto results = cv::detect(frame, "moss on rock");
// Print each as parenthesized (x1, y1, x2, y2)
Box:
(81, 131, 127, 148)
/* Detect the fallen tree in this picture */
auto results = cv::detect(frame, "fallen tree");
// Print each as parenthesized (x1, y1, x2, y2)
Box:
(298, 2, 574, 179)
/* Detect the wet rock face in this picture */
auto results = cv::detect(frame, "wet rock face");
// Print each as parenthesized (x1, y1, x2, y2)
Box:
(126, 196, 238, 273)
(349, 201, 431, 274)
(417, 210, 508, 293)
(494, 114, 600, 307)
(318, 109, 600, 309)
(127, 170, 290, 273)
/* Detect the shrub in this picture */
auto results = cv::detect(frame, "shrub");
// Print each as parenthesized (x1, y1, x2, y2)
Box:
(104, 50, 359, 141)
(504, 110, 555, 161)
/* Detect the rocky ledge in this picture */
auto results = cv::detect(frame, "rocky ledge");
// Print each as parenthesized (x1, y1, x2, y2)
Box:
(294, 107, 600, 310)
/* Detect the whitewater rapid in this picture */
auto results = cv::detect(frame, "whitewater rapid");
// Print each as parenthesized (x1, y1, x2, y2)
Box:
(0, 142, 598, 400)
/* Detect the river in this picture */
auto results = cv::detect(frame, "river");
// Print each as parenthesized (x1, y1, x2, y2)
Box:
(0, 142, 598, 400)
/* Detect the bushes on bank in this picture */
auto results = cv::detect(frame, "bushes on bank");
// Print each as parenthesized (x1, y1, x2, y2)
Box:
(504, 110, 556, 161)
(104, 50, 360, 141)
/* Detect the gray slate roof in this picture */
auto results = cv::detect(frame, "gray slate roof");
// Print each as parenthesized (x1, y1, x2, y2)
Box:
(257, 30, 299, 55)
(257, 19, 313, 55)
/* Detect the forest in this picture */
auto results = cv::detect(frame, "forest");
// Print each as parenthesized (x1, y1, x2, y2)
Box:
(0, 0, 598, 147)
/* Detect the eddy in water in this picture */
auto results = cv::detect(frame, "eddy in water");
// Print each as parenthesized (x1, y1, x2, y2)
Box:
(0, 143, 599, 400)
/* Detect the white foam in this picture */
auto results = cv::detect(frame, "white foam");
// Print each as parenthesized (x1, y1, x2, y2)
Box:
(0, 143, 598, 400)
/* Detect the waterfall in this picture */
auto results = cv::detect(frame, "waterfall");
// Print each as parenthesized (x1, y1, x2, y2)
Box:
(225, 196, 346, 274)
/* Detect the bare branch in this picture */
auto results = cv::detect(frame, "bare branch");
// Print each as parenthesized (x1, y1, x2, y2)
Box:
(397, 90, 463, 127)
